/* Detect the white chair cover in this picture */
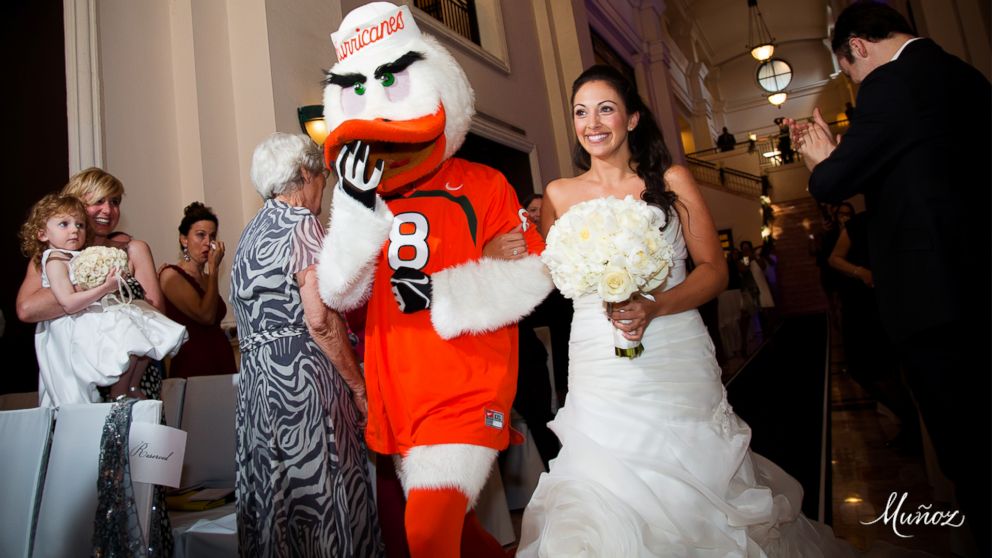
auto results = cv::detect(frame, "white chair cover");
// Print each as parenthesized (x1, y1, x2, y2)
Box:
(0, 407, 54, 558)
(32, 400, 162, 558)
(179, 374, 238, 488)
(161, 378, 187, 428)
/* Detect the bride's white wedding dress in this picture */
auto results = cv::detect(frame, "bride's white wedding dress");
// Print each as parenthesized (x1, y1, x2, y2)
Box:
(517, 210, 855, 557)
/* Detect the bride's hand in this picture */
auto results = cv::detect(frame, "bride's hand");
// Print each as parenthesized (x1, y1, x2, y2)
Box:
(608, 293, 659, 341)
(482, 226, 527, 260)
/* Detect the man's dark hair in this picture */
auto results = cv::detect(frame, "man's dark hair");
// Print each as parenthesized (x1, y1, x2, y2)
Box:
(831, 1, 915, 62)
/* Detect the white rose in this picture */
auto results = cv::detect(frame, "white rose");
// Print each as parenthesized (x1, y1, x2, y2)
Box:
(71, 246, 128, 290)
(597, 266, 636, 303)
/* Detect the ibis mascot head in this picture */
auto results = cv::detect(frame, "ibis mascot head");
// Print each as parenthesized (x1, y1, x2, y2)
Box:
(323, 2, 474, 195)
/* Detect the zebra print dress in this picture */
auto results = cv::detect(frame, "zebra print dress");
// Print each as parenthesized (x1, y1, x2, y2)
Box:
(231, 199, 383, 558)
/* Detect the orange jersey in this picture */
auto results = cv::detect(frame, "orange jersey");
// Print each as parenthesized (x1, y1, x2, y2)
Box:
(363, 158, 545, 454)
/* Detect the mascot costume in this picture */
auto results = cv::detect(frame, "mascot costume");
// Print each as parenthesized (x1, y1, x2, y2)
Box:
(317, 3, 553, 557)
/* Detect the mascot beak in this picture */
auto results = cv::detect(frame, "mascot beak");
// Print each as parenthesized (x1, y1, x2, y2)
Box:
(324, 105, 447, 195)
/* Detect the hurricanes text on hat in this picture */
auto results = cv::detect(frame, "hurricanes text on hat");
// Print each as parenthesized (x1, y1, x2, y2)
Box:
(331, 3, 422, 63)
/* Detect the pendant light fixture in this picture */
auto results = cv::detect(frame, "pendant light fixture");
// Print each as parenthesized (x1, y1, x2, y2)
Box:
(746, 0, 776, 62)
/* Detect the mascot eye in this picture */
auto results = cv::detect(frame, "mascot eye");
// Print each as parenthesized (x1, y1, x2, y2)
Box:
(340, 83, 367, 116)
(382, 69, 412, 103)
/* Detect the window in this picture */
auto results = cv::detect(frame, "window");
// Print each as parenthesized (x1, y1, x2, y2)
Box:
(413, 0, 480, 45)
(756, 59, 792, 93)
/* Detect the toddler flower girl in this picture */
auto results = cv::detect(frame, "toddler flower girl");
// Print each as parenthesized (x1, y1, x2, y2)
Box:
(20, 193, 187, 406)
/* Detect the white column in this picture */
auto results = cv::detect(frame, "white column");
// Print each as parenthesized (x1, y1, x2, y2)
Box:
(64, 0, 103, 172)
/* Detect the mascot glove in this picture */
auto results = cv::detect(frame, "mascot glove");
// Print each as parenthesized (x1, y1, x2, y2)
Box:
(336, 140, 383, 210)
(390, 267, 432, 313)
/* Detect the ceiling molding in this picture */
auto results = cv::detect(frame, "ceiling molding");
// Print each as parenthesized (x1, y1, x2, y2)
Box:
(586, 0, 645, 56)
(714, 36, 829, 67)
(667, 0, 716, 65)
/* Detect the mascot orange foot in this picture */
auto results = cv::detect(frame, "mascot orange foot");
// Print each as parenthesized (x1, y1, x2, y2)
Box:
(317, 3, 553, 557)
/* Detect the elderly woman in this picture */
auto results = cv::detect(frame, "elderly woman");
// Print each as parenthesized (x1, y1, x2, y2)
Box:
(159, 202, 237, 378)
(17, 167, 168, 399)
(231, 133, 382, 557)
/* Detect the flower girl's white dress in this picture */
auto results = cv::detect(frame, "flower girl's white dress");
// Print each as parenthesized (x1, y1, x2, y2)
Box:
(517, 211, 856, 557)
(35, 249, 188, 407)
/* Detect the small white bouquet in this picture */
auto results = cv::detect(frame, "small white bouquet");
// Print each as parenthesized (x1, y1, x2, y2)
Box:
(542, 195, 674, 357)
(72, 246, 129, 291)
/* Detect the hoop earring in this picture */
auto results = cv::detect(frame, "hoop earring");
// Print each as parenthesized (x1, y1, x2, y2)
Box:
(182, 246, 191, 262)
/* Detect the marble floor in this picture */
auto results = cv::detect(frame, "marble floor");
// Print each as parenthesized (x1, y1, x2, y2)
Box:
(828, 336, 976, 556)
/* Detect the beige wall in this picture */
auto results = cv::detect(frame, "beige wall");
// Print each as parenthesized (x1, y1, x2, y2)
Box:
(698, 185, 763, 247)
(95, 0, 340, 326)
(98, 0, 186, 269)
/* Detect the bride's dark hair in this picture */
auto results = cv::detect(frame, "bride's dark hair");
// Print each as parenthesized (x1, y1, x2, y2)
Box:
(571, 65, 678, 225)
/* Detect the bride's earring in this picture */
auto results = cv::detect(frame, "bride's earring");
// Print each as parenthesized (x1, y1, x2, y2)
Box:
(182, 245, 191, 262)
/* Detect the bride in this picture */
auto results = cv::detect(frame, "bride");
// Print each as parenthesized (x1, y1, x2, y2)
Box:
(514, 65, 854, 557)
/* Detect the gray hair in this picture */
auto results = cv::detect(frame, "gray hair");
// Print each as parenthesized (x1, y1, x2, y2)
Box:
(250, 133, 325, 199)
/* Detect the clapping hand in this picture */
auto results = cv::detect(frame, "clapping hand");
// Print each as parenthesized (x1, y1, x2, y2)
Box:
(336, 140, 384, 209)
(788, 108, 841, 170)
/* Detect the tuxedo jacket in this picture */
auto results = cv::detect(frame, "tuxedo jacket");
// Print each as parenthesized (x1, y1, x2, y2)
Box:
(808, 38, 991, 341)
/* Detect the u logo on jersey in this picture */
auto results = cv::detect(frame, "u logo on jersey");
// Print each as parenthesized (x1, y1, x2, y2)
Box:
(517, 208, 530, 232)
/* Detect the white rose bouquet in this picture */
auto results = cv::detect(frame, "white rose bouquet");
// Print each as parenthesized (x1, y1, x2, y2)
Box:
(71, 246, 129, 291)
(542, 195, 674, 358)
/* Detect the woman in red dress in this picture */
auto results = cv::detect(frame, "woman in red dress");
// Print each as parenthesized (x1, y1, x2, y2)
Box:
(158, 202, 236, 378)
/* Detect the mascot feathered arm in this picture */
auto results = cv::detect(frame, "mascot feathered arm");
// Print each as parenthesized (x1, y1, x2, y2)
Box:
(429, 254, 553, 340)
(318, 142, 393, 311)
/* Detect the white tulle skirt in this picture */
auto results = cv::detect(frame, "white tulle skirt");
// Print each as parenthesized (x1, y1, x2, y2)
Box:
(37, 300, 188, 407)
(516, 295, 855, 557)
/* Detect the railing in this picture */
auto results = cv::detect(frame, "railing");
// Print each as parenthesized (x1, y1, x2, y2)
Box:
(688, 118, 851, 169)
(414, 0, 480, 45)
(687, 157, 765, 198)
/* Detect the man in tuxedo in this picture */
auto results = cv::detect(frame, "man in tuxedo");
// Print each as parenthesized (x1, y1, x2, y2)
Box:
(789, 2, 990, 550)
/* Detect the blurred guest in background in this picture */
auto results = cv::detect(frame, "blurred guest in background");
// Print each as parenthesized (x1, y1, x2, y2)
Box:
(715, 127, 736, 152)
(829, 209, 920, 454)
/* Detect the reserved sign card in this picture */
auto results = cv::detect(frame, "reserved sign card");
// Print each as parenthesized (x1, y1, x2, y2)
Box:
(129, 422, 187, 488)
